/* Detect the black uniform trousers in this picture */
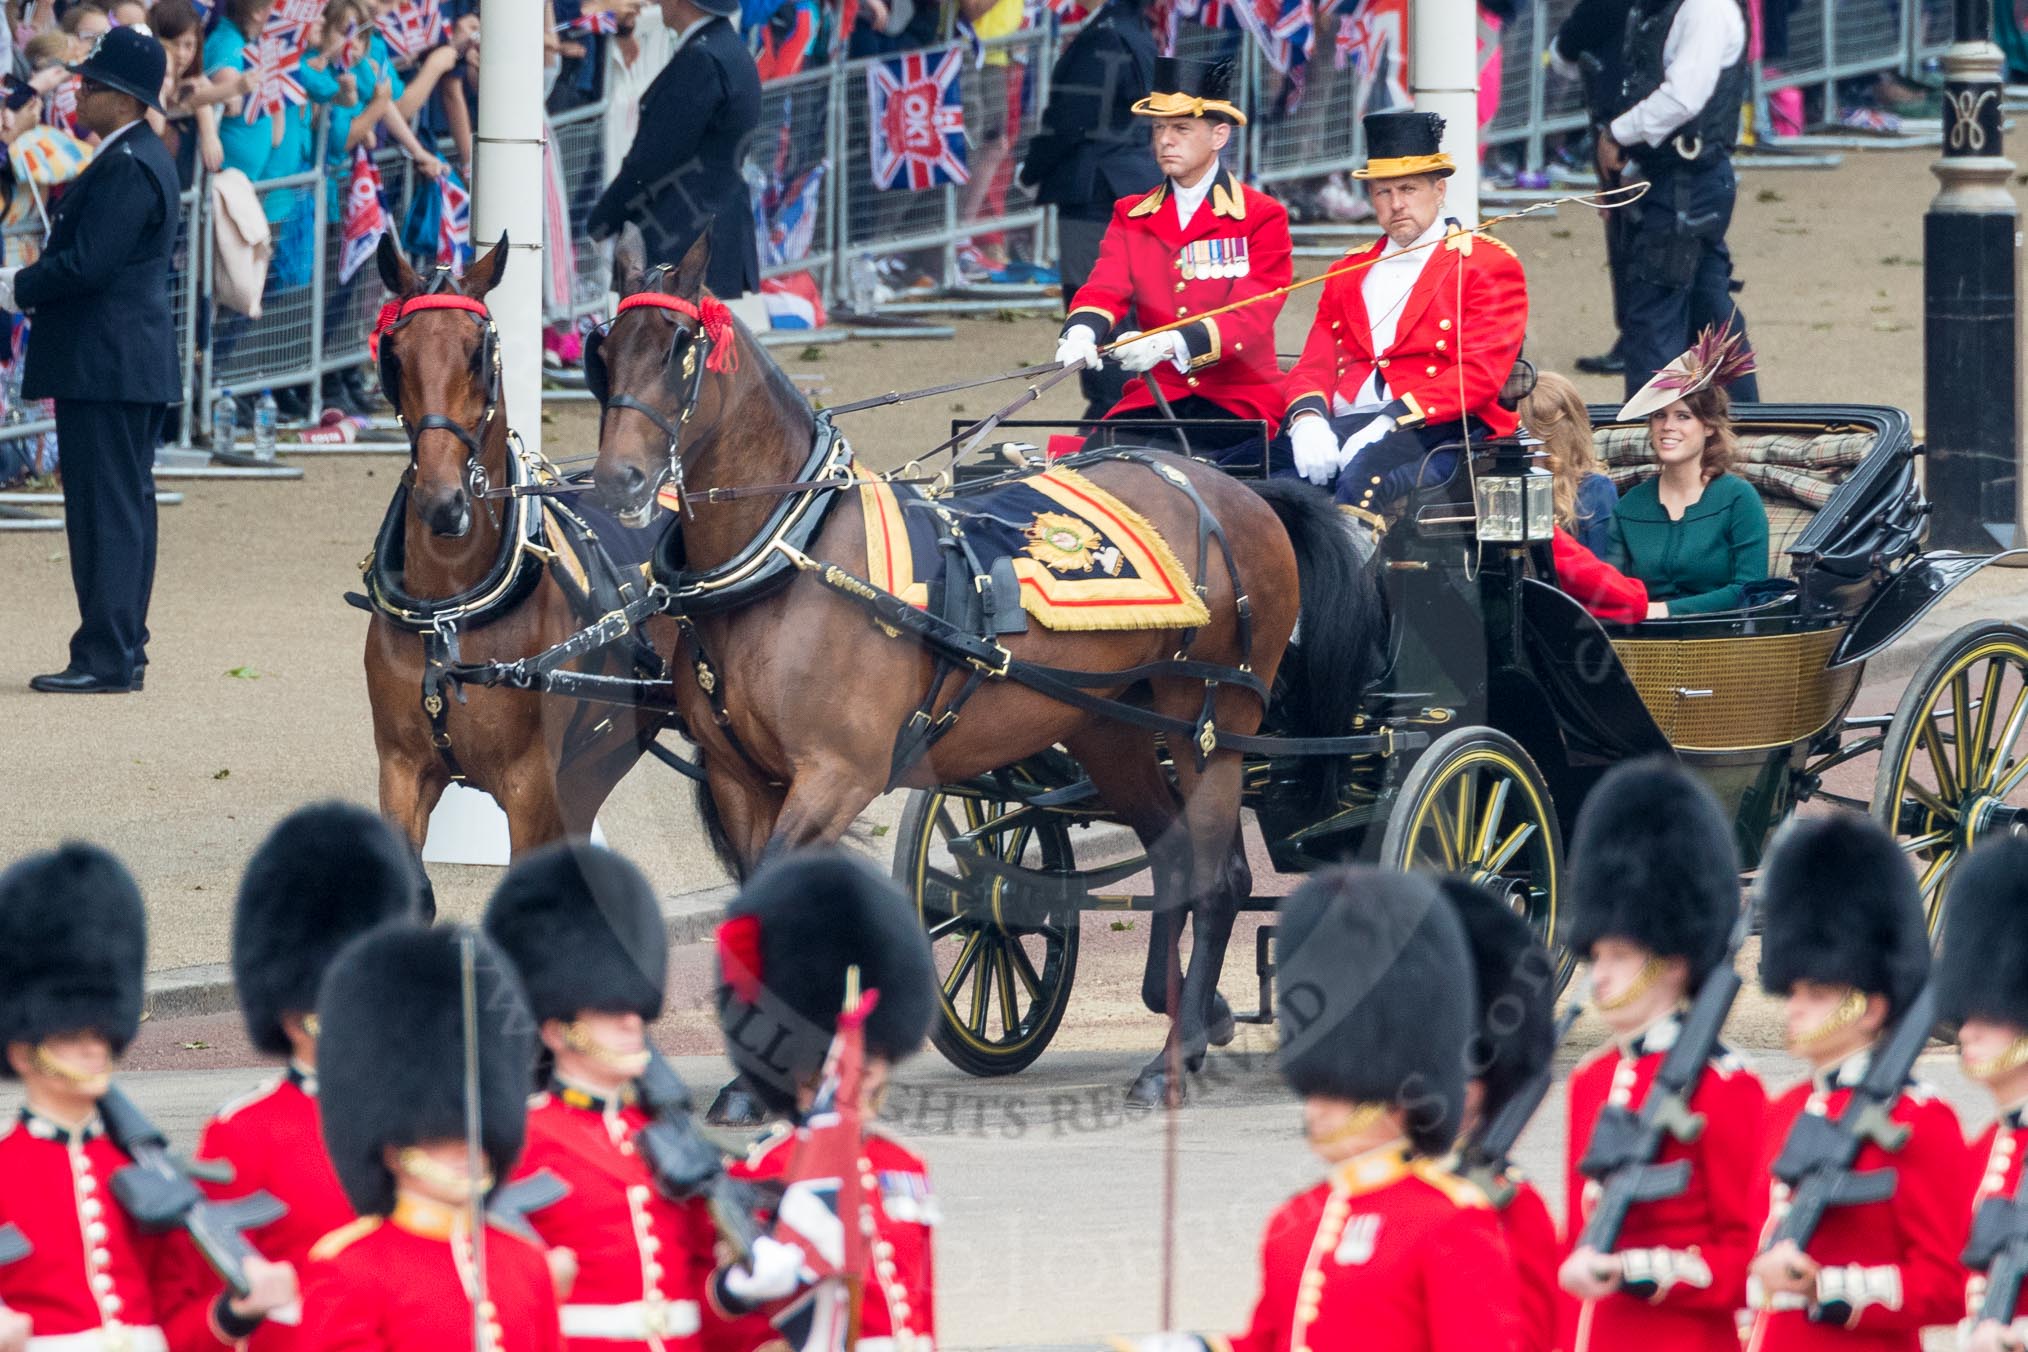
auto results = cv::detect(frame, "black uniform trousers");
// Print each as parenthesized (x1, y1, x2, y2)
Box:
(57, 399, 162, 682)
(1268, 413, 1489, 507)
(1619, 154, 1761, 402)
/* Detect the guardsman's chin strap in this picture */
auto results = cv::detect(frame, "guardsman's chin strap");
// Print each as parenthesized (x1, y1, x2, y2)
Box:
(1968, 1035, 2028, 1082)
(560, 1020, 652, 1078)
(32, 1042, 111, 1096)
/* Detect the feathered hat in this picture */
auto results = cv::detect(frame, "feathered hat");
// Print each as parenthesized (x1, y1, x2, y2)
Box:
(714, 848, 936, 1113)
(233, 802, 427, 1057)
(1131, 57, 1247, 126)
(1758, 812, 1928, 1017)
(0, 843, 147, 1073)
(1435, 877, 1556, 1128)
(483, 840, 667, 1025)
(1618, 322, 1757, 422)
(1355, 109, 1455, 181)
(1274, 867, 1474, 1157)
(1937, 837, 2028, 1030)
(316, 924, 535, 1217)
(1566, 757, 1741, 990)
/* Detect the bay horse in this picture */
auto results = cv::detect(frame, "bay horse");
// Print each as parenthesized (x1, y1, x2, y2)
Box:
(362, 232, 681, 902)
(591, 233, 1380, 1104)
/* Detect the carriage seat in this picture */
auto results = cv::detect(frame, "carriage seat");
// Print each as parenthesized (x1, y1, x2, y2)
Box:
(1590, 423, 1877, 576)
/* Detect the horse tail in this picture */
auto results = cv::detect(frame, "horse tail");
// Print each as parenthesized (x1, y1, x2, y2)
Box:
(689, 751, 747, 882)
(1247, 479, 1384, 738)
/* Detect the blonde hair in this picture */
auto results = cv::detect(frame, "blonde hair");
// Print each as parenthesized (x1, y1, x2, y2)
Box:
(23, 29, 69, 67)
(1520, 370, 1604, 532)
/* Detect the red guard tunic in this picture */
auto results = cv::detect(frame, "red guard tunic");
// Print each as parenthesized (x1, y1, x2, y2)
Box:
(0, 1108, 241, 1352)
(1282, 226, 1528, 437)
(710, 1126, 936, 1352)
(1212, 1140, 1525, 1352)
(1499, 1174, 1568, 1352)
(1565, 1016, 1769, 1352)
(513, 1086, 719, 1352)
(1062, 168, 1292, 431)
(1744, 1062, 1970, 1352)
(296, 1198, 565, 1352)
(1962, 1111, 2028, 1330)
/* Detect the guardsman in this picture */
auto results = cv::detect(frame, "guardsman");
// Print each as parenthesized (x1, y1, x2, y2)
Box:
(1558, 758, 1768, 1352)
(706, 849, 939, 1352)
(1052, 57, 1292, 465)
(296, 923, 563, 1352)
(1280, 109, 1528, 527)
(1745, 813, 1969, 1350)
(1935, 837, 2028, 1352)
(184, 803, 428, 1352)
(1436, 876, 1567, 1352)
(0, 843, 299, 1352)
(1116, 867, 1527, 1352)
(482, 842, 721, 1352)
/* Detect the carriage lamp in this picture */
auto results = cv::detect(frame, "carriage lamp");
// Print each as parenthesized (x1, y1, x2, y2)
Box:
(1473, 439, 1555, 543)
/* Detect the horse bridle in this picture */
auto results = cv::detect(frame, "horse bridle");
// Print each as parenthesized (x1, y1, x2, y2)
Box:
(371, 280, 504, 503)
(583, 271, 738, 512)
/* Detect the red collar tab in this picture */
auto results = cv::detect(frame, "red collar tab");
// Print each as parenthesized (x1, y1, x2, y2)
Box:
(616, 291, 739, 374)
(370, 292, 492, 358)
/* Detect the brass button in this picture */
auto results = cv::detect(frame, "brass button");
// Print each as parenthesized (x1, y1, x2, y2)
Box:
(1177, 306, 1189, 315)
(1377, 358, 1389, 368)
(1439, 318, 1452, 331)
(1331, 321, 1340, 331)
(1187, 377, 1200, 388)
(1175, 282, 1186, 293)
(1425, 364, 1438, 376)
(1435, 339, 1446, 351)
(1234, 341, 1243, 352)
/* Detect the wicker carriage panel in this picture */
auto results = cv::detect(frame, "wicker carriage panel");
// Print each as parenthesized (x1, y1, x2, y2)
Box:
(1609, 627, 1859, 752)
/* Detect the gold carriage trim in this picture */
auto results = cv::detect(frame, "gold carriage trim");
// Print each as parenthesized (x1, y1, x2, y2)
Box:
(1610, 626, 1859, 753)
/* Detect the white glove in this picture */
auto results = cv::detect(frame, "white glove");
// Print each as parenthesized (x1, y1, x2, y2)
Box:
(0, 1307, 32, 1352)
(1055, 323, 1102, 371)
(1336, 413, 1396, 468)
(1113, 328, 1190, 374)
(1289, 415, 1341, 486)
(722, 1235, 808, 1305)
(0, 265, 21, 312)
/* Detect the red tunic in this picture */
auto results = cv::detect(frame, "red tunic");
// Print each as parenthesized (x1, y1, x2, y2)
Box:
(296, 1202, 565, 1352)
(1744, 1070, 1970, 1351)
(1214, 1141, 1524, 1352)
(1962, 1117, 2028, 1328)
(1565, 1019, 1769, 1352)
(0, 1109, 238, 1351)
(513, 1089, 719, 1352)
(1500, 1175, 1567, 1352)
(1063, 168, 1293, 432)
(1552, 529, 1650, 625)
(1283, 228, 1528, 437)
(709, 1126, 936, 1352)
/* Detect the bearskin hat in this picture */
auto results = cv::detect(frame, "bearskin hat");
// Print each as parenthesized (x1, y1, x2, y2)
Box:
(0, 843, 146, 1075)
(1434, 876, 1556, 1128)
(1937, 836, 2028, 1030)
(316, 924, 535, 1217)
(233, 802, 426, 1057)
(715, 848, 936, 1113)
(483, 840, 666, 1025)
(1274, 867, 1474, 1157)
(1758, 812, 1927, 1017)
(1566, 757, 1741, 990)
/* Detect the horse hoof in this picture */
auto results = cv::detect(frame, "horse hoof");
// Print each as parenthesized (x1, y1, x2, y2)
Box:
(1209, 993, 1237, 1048)
(1126, 1064, 1186, 1108)
(705, 1079, 768, 1128)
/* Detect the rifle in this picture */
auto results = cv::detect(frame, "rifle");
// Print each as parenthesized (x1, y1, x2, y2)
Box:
(99, 1084, 287, 1299)
(1461, 1001, 1585, 1207)
(1764, 984, 1936, 1256)
(636, 1047, 763, 1266)
(487, 1168, 570, 1245)
(1964, 1095, 2028, 1323)
(0, 1224, 30, 1267)
(1574, 896, 1755, 1273)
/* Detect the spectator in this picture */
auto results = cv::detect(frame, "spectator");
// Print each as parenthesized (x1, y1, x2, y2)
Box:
(602, 0, 671, 177)
(954, 0, 1019, 281)
(106, 0, 143, 26)
(1550, 0, 1632, 377)
(57, 2, 107, 58)
(149, 0, 232, 184)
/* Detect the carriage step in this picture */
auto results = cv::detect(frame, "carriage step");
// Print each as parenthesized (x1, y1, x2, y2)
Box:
(1231, 924, 1277, 1025)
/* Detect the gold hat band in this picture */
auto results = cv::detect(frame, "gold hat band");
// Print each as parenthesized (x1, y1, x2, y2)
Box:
(1130, 91, 1248, 126)
(1352, 153, 1457, 180)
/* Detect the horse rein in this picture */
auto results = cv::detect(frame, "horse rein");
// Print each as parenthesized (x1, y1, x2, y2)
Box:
(371, 286, 505, 509)
(589, 280, 738, 518)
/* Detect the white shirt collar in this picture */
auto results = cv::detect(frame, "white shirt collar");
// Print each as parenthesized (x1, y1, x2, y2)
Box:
(1169, 165, 1219, 230)
(96, 118, 143, 153)
(671, 13, 715, 50)
(1378, 214, 1447, 261)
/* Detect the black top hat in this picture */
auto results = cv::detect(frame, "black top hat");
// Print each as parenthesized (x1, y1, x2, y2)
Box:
(68, 25, 166, 116)
(1356, 109, 1455, 180)
(1758, 812, 1928, 1018)
(1132, 56, 1246, 126)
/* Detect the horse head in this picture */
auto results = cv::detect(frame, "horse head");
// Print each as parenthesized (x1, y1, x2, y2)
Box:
(373, 231, 510, 539)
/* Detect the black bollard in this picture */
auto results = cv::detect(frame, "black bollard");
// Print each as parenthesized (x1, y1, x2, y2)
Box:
(1924, 0, 2019, 550)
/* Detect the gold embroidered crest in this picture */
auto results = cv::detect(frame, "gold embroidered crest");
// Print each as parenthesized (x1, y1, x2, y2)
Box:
(1023, 511, 1104, 572)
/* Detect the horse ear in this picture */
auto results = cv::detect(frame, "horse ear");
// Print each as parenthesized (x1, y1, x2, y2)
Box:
(463, 232, 510, 298)
(671, 226, 711, 301)
(377, 231, 415, 296)
(612, 224, 646, 297)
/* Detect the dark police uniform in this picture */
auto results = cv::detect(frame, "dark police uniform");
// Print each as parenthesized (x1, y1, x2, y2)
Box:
(587, 12, 761, 299)
(16, 111, 181, 691)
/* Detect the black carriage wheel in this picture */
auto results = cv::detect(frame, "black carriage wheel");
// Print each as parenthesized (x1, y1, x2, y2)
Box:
(1377, 726, 1573, 990)
(892, 789, 1083, 1077)
(1870, 620, 2028, 932)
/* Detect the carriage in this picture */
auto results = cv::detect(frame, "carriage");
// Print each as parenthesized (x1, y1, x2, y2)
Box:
(889, 401, 2028, 1077)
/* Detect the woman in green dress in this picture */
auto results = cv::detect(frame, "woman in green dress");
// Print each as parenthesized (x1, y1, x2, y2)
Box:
(1605, 329, 1768, 618)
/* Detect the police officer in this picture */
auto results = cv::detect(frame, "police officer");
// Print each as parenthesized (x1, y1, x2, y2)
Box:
(1022, 0, 1160, 419)
(585, 0, 760, 301)
(1053, 57, 1292, 465)
(1599, 0, 1762, 403)
(7, 28, 181, 695)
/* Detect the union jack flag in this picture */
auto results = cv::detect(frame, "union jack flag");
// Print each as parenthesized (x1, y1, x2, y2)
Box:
(865, 48, 968, 192)
(437, 166, 471, 273)
(1334, 0, 1407, 112)
(1177, 0, 1309, 72)
(43, 77, 77, 134)
(540, 120, 574, 314)
(241, 0, 323, 125)
(556, 10, 621, 34)
(337, 147, 386, 284)
(376, 0, 449, 61)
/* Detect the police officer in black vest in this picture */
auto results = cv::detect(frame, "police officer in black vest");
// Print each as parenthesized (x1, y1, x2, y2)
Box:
(6, 28, 181, 694)
(585, 0, 761, 298)
(1596, 0, 1761, 403)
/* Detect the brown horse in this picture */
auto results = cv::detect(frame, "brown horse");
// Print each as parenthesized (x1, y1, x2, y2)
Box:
(363, 233, 681, 899)
(590, 234, 1379, 1102)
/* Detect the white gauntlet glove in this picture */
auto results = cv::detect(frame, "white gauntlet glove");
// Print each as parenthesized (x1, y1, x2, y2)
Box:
(1289, 415, 1340, 486)
(1112, 328, 1190, 374)
(721, 1235, 808, 1306)
(1054, 324, 1102, 371)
